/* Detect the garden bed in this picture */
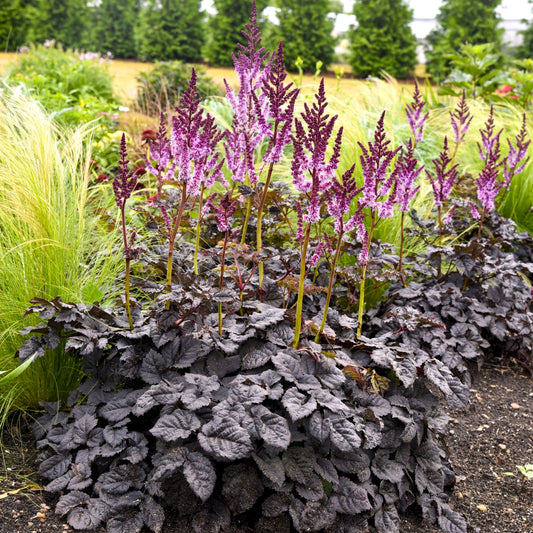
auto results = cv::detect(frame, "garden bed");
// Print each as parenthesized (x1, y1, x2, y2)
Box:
(0, 365, 530, 533)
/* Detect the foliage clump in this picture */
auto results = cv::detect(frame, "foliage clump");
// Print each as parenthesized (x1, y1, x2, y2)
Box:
(135, 61, 223, 116)
(425, 0, 504, 80)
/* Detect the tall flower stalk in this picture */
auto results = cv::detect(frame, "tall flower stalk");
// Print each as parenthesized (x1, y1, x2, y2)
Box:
(395, 140, 422, 285)
(113, 134, 139, 329)
(291, 79, 342, 348)
(354, 112, 401, 337)
(257, 42, 298, 286)
(223, 0, 271, 243)
(426, 137, 459, 242)
(214, 193, 237, 335)
(315, 165, 360, 342)
(473, 109, 530, 235)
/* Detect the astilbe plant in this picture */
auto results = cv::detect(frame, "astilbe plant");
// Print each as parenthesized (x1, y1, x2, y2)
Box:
(290, 78, 342, 347)
(113, 134, 140, 329)
(14, 6, 533, 533)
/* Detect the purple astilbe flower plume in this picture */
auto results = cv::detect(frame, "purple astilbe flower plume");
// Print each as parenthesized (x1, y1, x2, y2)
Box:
(405, 83, 428, 144)
(450, 90, 473, 146)
(357, 112, 401, 220)
(426, 137, 459, 208)
(476, 108, 503, 213)
(224, 1, 272, 187)
(326, 164, 361, 233)
(171, 68, 226, 195)
(503, 113, 530, 190)
(426, 137, 459, 240)
(144, 113, 173, 184)
(114, 134, 138, 208)
(395, 139, 423, 286)
(262, 42, 299, 165)
(395, 139, 423, 213)
(291, 78, 341, 222)
(215, 193, 238, 233)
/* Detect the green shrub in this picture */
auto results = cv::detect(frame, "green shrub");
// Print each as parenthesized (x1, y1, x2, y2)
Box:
(348, 0, 417, 79)
(425, 0, 504, 80)
(136, 61, 224, 116)
(6, 43, 116, 106)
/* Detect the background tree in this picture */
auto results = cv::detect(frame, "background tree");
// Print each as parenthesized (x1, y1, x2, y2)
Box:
(32, 0, 91, 49)
(91, 0, 139, 59)
(348, 0, 417, 79)
(516, 1, 533, 59)
(0, 0, 28, 50)
(205, 0, 269, 66)
(425, 0, 503, 79)
(136, 0, 204, 62)
(272, 0, 336, 73)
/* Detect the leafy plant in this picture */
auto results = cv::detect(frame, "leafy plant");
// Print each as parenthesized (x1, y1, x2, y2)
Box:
(439, 43, 504, 100)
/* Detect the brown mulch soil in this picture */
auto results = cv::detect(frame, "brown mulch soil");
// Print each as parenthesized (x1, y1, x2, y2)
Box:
(0, 365, 531, 533)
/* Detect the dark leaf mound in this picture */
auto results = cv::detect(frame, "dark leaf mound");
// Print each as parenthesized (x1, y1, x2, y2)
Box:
(23, 294, 469, 533)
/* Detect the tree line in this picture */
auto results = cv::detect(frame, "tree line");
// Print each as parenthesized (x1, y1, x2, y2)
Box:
(1, 0, 531, 79)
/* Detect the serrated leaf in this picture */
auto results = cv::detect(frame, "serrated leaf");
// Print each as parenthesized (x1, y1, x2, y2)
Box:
(424, 360, 469, 409)
(312, 389, 352, 416)
(330, 477, 371, 515)
(372, 450, 405, 483)
(56, 491, 90, 516)
(391, 358, 417, 387)
(282, 446, 316, 484)
(39, 453, 72, 480)
(266, 322, 294, 347)
(308, 410, 331, 443)
(241, 342, 277, 370)
(273, 350, 321, 390)
(248, 303, 285, 330)
(199, 418, 253, 460)
(251, 405, 291, 451)
(415, 465, 444, 495)
(438, 503, 467, 533)
(67, 505, 103, 530)
(176, 336, 210, 368)
(374, 503, 400, 533)
(183, 451, 216, 502)
(329, 417, 362, 453)
(107, 512, 144, 533)
(140, 496, 165, 533)
(282, 387, 317, 421)
(103, 425, 128, 448)
(150, 409, 202, 442)
(252, 452, 286, 487)
(45, 471, 75, 492)
(150, 448, 186, 483)
(98, 398, 132, 423)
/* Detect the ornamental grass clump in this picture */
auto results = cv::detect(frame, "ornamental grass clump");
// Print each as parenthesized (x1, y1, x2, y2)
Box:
(15, 5, 533, 533)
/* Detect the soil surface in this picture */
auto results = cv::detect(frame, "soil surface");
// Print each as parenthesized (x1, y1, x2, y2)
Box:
(0, 365, 531, 533)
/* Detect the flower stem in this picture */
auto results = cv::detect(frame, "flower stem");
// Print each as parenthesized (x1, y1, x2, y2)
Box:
(165, 184, 188, 292)
(120, 202, 133, 330)
(193, 184, 205, 275)
(315, 230, 343, 342)
(218, 230, 229, 336)
(292, 223, 311, 348)
(398, 211, 407, 287)
(257, 124, 279, 287)
(357, 214, 376, 338)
